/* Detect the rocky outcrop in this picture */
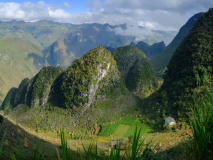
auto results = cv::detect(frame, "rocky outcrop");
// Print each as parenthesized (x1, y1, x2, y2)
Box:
(61, 46, 124, 112)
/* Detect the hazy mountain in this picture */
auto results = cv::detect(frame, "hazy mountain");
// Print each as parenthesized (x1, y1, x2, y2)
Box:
(142, 30, 177, 46)
(0, 20, 176, 69)
(0, 20, 76, 49)
(43, 23, 135, 68)
(150, 12, 203, 72)
(130, 41, 166, 59)
(0, 20, 175, 104)
(0, 37, 44, 104)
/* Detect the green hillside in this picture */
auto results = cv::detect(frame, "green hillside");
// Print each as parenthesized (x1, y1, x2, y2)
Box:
(0, 37, 44, 104)
(113, 46, 160, 98)
(1, 46, 140, 138)
(142, 8, 213, 119)
(151, 12, 203, 72)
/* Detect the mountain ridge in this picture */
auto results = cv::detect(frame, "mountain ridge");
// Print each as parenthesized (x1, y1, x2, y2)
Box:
(151, 12, 203, 72)
(142, 8, 213, 119)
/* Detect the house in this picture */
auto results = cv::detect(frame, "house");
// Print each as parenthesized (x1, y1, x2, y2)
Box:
(165, 116, 176, 127)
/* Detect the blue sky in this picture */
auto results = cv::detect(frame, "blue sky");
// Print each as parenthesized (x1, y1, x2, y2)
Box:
(0, 0, 212, 32)
(0, 0, 90, 13)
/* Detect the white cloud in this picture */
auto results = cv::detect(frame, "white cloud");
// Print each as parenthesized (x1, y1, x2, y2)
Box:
(48, 8, 70, 19)
(108, 25, 155, 40)
(86, 0, 213, 31)
(0, 0, 212, 33)
(0, 3, 25, 19)
(0, 1, 72, 22)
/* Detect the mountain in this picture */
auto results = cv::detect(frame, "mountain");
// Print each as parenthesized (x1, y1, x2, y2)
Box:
(130, 41, 166, 59)
(0, 20, 175, 104)
(43, 23, 135, 68)
(142, 30, 177, 46)
(143, 8, 213, 118)
(0, 37, 44, 104)
(0, 20, 76, 49)
(1, 46, 140, 137)
(150, 12, 203, 72)
(0, 20, 176, 69)
(113, 46, 160, 98)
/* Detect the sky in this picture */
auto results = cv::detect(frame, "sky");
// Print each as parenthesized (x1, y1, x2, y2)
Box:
(0, 0, 212, 32)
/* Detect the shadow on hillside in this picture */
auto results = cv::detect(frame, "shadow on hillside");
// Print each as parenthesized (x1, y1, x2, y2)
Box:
(0, 117, 77, 160)
(139, 90, 165, 133)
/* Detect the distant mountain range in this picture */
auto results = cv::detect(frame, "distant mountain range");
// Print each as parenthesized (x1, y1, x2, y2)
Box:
(0, 20, 176, 103)
(43, 23, 175, 68)
(130, 41, 166, 60)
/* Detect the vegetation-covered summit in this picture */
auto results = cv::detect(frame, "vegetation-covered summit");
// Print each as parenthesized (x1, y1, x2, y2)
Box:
(143, 8, 213, 118)
(113, 46, 159, 98)
(61, 45, 125, 110)
(113, 46, 146, 80)
(163, 8, 213, 110)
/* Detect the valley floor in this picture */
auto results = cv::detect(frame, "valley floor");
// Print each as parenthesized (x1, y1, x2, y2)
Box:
(0, 114, 193, 159)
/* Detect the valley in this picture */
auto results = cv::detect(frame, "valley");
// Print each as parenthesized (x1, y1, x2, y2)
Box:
(1, 113, 193, 159)
(0, 3, 212, 159)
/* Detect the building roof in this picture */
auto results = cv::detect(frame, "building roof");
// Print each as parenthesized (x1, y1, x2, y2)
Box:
(165, 116, 176, 124)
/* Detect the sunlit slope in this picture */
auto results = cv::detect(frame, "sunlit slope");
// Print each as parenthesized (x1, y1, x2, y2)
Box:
(0, 37, 43, 104)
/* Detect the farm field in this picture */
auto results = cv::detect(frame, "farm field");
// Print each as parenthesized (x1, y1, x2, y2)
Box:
(98, 116, 152, 138)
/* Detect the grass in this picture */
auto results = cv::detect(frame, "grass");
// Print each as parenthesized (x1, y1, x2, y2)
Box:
(0, 117, 60, 160)
(113, 124, 130, 137)
(0, 37, 43, 104)
(1, 104, 208, 159)
(99, 116, 152, 138)
(188, 89, 213, 159)
(2, 90, 213, 159)
(99, 123, 120, 136)
(124, 119, 152, 138)
(0, 114, 159, 160)
(119, 117, 137, 125)
(57, 126, 158, 160)
(0, 131, 6, 159)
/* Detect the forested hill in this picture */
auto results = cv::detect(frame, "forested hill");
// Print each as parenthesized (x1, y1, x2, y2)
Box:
(143, 8, 213, 118)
